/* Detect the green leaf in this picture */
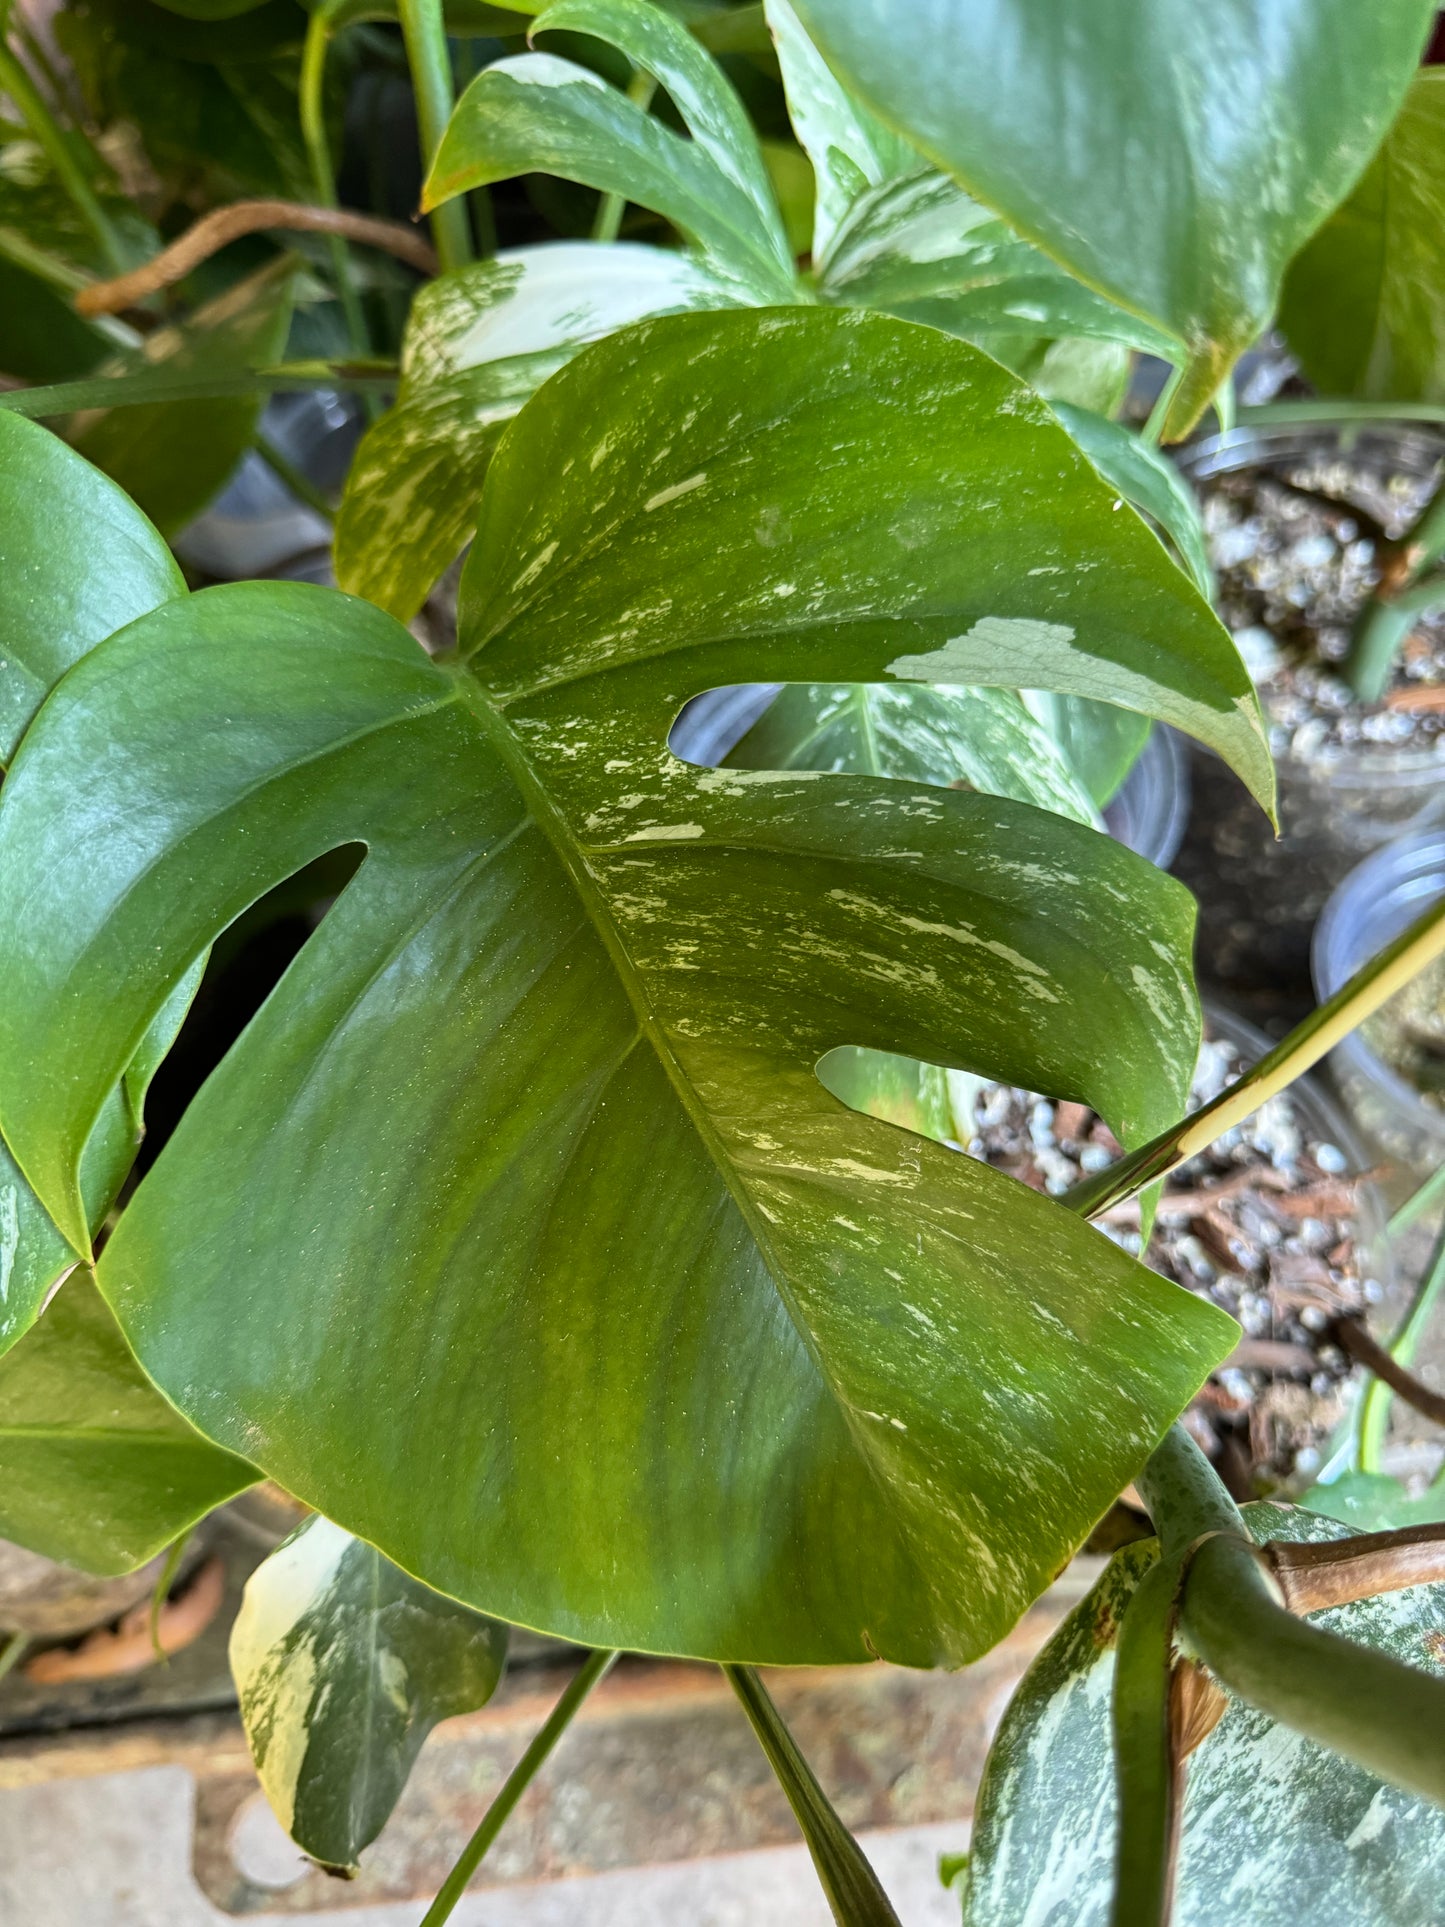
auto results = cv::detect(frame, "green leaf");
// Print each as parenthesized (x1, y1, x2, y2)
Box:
(1301, 1470, 1445, 1533)
(0, 414, 195, 1355)
(0, 1272, 255, 1575)
(334, 243, 749, 619)
(230, 1515, 509, 1871)
(0, 308, 1243, 1666)
(723, 683, 1101, 826)
(424, 7, 796, 297)
(0, 256, 111, 385)
(71, 260, 296, 535)
(0, 959, 204, 1360)
(146, 0, 278, 18)
(764, 0, 915, 261)
(460, 308, 1269, 809)
(0, 408, 184, 765)
(1019, 692, 1149, 811)
(819, 170, 1174, 358)
(1280, 70, 1445, 405)
(1050, 403, 1213, 600)
(58, 0, 315, 200)
(795, 0, 1437, 433)
(964, 1501, 1445, 1926)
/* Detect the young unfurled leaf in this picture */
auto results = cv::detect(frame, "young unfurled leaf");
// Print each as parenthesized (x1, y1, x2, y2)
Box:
(334, 244, 748, 619)
(0, 1273, 255, 1574)
(1281, 70, 1445, 406)
(795, 0, 1437, 433)
(963, 1502, 1445, 1925)
(231, 1516, 508, 1871)
(425, 0, 796, 297)
(0, 310, 1244, 1667)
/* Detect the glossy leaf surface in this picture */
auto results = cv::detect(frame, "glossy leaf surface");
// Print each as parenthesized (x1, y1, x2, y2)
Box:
(1303, 1471, 1445, 1533)
(0, 310, 1243, 1665)
(231, 1516, 508, 1870)
(72, 261, 294, 534)
(1281, 71, 1445, 404)
(0, 1273, 255, 1574)
(796, 0, 1436, 430)
(0, 409, 184, 766)
(763, 0, 914, 261)
(334, 244, 746, 618)
(425, 3, 795, 297)
(963, 1502, 1445, 1925)
(724, 683, 1100, 826)
(819, 170, 1174, 358)
(1050, 403, 1213, 599)
(0, 414, 189, 1355)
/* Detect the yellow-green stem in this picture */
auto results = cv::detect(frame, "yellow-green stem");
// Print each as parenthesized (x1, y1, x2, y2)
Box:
(397, 0, 472, 273)
(1065, 897, 1445, 1220)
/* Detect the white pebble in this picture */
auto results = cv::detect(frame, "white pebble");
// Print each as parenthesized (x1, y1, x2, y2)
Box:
(1231, 624, 1285, 683)
(1314, 1142, 1347, 1175)
(1293, 533, 1335, 570)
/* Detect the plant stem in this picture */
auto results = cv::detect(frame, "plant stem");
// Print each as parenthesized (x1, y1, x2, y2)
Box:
(1134, 1424, 1246, 1559)
(256, 433, 336, 523)
(0, 357, 400, 417)
(1389, 1159, 1445, 1238)
(299, 8, 372, 365)
(1337, 1308, 1445, 1432)
(1357, 1224, 1445, 1468)
(449, 36, 495, 254)
(1140, 365, 1184, 447)
(1064, 896, 1445, 1220)
(148, 1531, 191, 1662)
(420, 1649, 616, 1926)
(591, 70, 658, 241)
(0, 37, 125, 274)
(0, 1630, 29, 1685)
(1240, 399, 1445, 428)
(1109, 1557, 1183, 1927)
(724, 1664, 901, 1926)
(397, 0, 472, 273)
(1180, 1530, 1445, 1807)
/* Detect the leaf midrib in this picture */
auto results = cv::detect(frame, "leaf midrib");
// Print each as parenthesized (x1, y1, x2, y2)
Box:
(452, 669, 908, 1499)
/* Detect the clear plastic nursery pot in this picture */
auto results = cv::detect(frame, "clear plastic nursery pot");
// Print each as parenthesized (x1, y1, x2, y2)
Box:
(172, 391, 359, 581)
(670, 687, 1192, 869)
(1174, 424, 1445, 995)
(1314, 829, 1445, 1184)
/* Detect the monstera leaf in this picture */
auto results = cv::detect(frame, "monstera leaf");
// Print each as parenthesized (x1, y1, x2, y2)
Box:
(428, 0, 798, 297)
(1281, 70, 1445, 405)
(0, 1272, 254, 1572)
(334, 243, 748, 619)
(0, 309, 1264, 1666)
(796, 0, 1437, 433)
(231, 1516, 509, 1871)
(963, 1502, 1445, 1925)
(358, 0, 1183, 615)
(0, 409, 191, 1358)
